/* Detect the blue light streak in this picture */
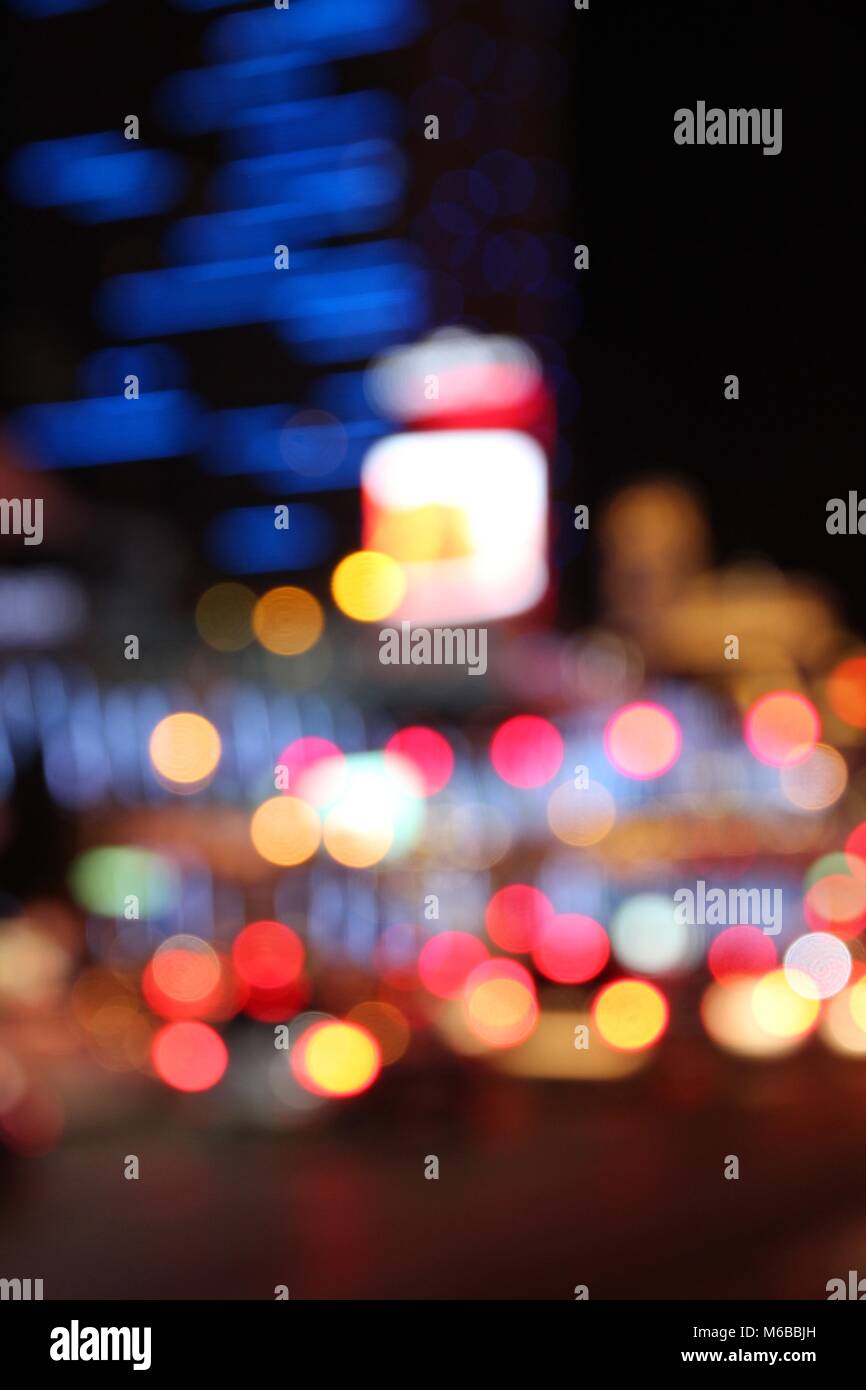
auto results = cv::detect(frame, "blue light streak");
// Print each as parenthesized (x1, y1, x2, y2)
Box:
(204, 0, 426, 62)
(98, 242, 428, 347)
(80, 344, 189, 395)
(205, 504, 335, 573)
(211, 140, 404, 211)
(7, 135, 184, 222)
(156, 56, 334, 135)
(14, 392, 203, 467)
(223, 91, 402, 158)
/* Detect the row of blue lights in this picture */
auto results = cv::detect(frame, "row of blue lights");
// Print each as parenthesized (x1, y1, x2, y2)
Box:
(7, 0, 432, 575)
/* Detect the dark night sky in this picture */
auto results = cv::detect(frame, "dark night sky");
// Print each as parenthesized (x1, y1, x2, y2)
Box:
(578, 0, 864, 623)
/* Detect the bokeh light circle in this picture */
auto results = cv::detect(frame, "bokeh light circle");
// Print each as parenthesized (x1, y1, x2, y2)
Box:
(331, 550, 406, 622)
(418, 931, 488, 999)
(708, 925, 777, 984)
(249, 796, 321, 866)
(151, 936, 221, 1004)
(603, 702, 681, 780)
(803, 872, 866, 939)
(779, 743, 848, 810)
(783, 932, 851, 1000)
(292, 1020, 381, 1097)
(484, 884, 554, 954)
(232, 920, 305, 991)
(489, 714, 564, 788)
(151, 1021, 228, 1092)
(253, 586, 324, 655)
(276, 737, 344, 799)
(531, 913, 610, 984)
(463, 959, 538, 1049)
(142, 950, 234, 1023)
(149, 712, 222, 790)
(385, 726, 454, 796)
(293, 752, 351, 810)
(592, 979, 668, 1051)
(743, 690, 820, 768)
(751, 968, 820, 1038)
(827, 655, 866, 729)
(610, 893, 695, 976)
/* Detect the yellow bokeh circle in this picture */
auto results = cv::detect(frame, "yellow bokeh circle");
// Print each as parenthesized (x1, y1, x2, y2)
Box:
(253, 586, 324, 655)
(250, 796, 321, 866)
(149, 713, 222, 790)
(331, 550, 406, 623)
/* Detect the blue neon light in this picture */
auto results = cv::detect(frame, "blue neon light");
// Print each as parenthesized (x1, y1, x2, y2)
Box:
(80, 344, 189, 395)
(211, 140, 403, 210)
(205, 0, 426, 62)
(224, 91, 402, 157)
(98, 242, 428, 340)
(7, 135, 184, 222)
(164, 192, 400, 263)
(156, 56, 334, 135)
(205, 503, 335, 573)
(14, 392, 203, 467)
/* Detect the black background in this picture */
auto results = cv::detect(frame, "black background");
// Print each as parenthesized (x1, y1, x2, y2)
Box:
(578, 0, 863, 620)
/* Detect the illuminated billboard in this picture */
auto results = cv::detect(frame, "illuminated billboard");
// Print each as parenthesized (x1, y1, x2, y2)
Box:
(361, 428, 548, 624)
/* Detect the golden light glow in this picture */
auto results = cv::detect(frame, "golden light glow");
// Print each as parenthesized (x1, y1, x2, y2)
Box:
(323, 804, 393, 867)
(492, 1010, 650, 1080)
(249, 796, 321, 867)
(701, 979, 801, 1058)
(751, 968, 820, 1039)
(330, 549, 406, 622)
(293, 1020, 381, 1097)
(850, 976, 866, 1032)
(149, 712, 222, 791)
(464, 974, 538, 1049)
(252, 586, 324, 655)
(820, 986, 866, 1055)
(592, 980, 668, 1052)
(368, 502, 475, 563)
(195, 582, 256, 652)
